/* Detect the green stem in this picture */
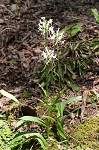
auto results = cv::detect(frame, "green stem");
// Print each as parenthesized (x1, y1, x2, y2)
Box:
(56, 44, 61, 87)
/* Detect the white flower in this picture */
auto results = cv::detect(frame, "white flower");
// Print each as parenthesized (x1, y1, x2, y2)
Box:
(49, 27, 64, 44)
(49, 26, 55, 34)
(48, 19, 53, 24)
(55, 28, 64, 45)
(49, 26, 55, 40)
(42, 47, 57, 64)
(38, 17, 46, 35)
(38, 17, 64, 44)
(39, 17, 55, 38)
(47, 19, 53, 28)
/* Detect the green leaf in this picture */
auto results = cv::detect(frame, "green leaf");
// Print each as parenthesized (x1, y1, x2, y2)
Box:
(65, 79, 79, 91)
(17, 116, 47, 128)
(39, 84, 49, 98)
(56, 120, 68, 139)
(0, 89, 19, 104)
(43, 116, 55, 122)
(68, 82, 79, 91)
(14, 132, 46, 150)
(56, 96, 82, 117)
(92, 8, 99, 23)
(57, 64, 64, 81)
(88, 41, 99, 46)
(70, 24, 83, 37)
(51, 87, 67, 106)
(71, 106, 81, 113)
(56, 102, 66, 118)
(59, 25, 71, 34)
(62, 96, 82, 105)
(36, 137, 46, 150)
(16, 120, 25, 129)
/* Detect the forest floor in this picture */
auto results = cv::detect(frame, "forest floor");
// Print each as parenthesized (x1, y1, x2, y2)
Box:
(0, 0, 99, 150)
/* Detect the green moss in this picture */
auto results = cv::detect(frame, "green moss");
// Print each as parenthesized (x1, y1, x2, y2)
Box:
(70, 116, 99, 150)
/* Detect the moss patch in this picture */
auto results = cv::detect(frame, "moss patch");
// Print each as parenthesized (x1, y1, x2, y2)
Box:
(70, 116, 99, 150)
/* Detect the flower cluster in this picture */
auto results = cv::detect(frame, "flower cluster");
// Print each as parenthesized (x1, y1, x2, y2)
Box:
(55, 28, 64, 45)
(39, 17, 65, 66)
(38, 17, 53, 37)
(38, 17, 64, 45)
(42, 47, 57, 64)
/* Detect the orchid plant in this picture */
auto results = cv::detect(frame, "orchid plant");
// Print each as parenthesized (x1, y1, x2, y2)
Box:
(38, 17, 65, 89)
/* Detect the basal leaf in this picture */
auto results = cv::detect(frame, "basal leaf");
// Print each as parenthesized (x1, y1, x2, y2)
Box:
(56, 96, 82, 117)
(51, 87, 67, 106)
(0, 89, 19, 104)
(56, 120, 68, 139)
(39, 84, 49, 98)
(43, 116, 55, 122)
(14, 132, 46, 150)
(18, 116, 47, 128)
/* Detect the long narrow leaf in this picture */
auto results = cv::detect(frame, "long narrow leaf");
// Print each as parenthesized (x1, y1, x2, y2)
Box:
(59, 25, 71, 34)
(57, 120, 68, 139)
(43, 116, 55, 122)
(57, 96, 82, 107)
(17, 116, 47, 128)
(51, 87, 67, 106)
(65, 78, 79, 91)
(36, 138, 46, 150)
(16, 120, 25, 128)
(0, 89, 19, 104)
(39, 84, 49, 98)
(56, 96, 82, 118)
(92, 8, 99, 23)
(70, 24, 83, 37)
(13, 132, 46, 150)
